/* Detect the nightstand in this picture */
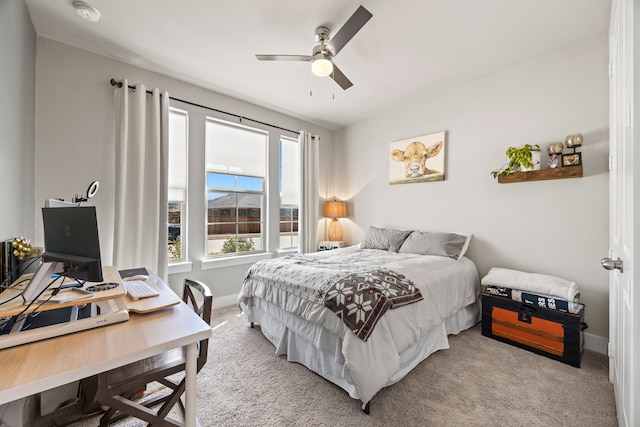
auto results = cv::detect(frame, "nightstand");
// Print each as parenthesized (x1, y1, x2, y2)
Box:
(318, 241, 344, 251)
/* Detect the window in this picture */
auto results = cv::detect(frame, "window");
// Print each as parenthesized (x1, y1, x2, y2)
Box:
(168, 98, 300, 264)
(168, 108, 188, 261)
(279, 137, 299, 250)
(205, 119, 267, 256)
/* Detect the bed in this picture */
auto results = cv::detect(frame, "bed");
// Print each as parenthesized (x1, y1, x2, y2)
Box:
(237, 227, 481, 411)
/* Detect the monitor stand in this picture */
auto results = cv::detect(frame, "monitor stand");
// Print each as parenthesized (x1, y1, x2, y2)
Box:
(22, 261, 60, 304)
(0, 298, 129, 350)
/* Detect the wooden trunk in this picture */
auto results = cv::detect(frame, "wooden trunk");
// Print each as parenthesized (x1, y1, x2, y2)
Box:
(481, 293, 586, 367)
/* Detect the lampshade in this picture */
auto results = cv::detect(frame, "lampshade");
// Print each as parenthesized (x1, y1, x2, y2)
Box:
(311, 52, 333, 77)
(324, 201, 347, 218)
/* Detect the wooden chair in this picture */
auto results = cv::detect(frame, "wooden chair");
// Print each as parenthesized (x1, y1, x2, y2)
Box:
(96, 278, 213, 426)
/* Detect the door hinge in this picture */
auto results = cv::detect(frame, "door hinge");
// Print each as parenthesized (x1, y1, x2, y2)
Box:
(608, 341, 613, 358)
(609, 63, 614, 77)
(609, 155, 614, 171)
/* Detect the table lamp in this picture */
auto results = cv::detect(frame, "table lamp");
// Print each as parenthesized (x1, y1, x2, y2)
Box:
(324, 200, 347, 241)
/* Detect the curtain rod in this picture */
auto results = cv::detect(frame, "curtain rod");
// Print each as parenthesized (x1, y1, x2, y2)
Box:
(109, 79, 300, 135)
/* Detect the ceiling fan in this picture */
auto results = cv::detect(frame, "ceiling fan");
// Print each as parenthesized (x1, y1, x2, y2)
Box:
(255, 5, 373, 90)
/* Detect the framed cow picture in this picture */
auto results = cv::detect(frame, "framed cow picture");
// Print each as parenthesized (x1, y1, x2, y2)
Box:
(389, 131, 446, 184)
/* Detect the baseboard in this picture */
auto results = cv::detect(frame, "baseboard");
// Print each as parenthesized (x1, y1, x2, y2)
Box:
(213, 293, 240, 310)
(585, 332, 608, 355)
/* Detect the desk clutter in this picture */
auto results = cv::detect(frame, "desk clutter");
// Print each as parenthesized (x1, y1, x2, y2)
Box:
(0, 267, 130, 350)
(480, 267, 587, 368)
(0, 266, 179, 350)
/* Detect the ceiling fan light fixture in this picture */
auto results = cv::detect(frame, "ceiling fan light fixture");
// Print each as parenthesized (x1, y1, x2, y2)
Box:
(311, 54, 333, 77)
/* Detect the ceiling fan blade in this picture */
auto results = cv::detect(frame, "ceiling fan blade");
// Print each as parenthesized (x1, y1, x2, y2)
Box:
(256, 54, 311, 61)
(326, 5, 372, 56)
(330, 64, 353, 90)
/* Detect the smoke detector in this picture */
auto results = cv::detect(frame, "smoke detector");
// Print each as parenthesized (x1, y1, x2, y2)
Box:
(73, 1, 101, 22)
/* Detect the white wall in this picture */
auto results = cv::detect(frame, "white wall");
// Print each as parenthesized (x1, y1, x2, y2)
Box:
(0, 0, 36, 242)
(335, 37, 610, 341)
(32, 34, 610, 340)
(33, 38, 334, 302)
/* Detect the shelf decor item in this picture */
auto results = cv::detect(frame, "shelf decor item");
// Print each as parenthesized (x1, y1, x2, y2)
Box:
(563, 152, 582, 167)
(11, 237, 32, 261)
(565, 133, 583, 150)
(547, 142, 563, 169)
(490, 144, 541, 179)
(547, 142, 564, 154)
(563, 133, 583, 167)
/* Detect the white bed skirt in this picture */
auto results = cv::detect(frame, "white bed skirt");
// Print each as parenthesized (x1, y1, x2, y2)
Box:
(241, 297, 481, 403)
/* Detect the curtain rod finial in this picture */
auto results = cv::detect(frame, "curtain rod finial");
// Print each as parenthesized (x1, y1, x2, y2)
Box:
(110, 78, 123, 88)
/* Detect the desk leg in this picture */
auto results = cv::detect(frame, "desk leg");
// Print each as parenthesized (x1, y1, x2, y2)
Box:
(185, 342, 197, 427)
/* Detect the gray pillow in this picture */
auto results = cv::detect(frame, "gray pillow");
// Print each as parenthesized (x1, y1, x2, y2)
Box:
(360, 226, 412, 252)
(399, 231, 469, 259)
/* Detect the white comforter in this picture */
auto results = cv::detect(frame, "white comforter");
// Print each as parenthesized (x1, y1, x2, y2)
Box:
(238, 246, 480, 404)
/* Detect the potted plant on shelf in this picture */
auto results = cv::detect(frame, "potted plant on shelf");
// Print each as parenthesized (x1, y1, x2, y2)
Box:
(491, 144, 541, 179)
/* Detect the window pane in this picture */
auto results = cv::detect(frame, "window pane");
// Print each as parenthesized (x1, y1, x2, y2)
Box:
(207, 191, 263, 255)
(168, 107, 188, 262)
(168, 109, 188, 202)
(168, 202, 183, 261)
(280, 138, 299, 205)
(280, 137, 299, 250)
(207, 173, 236, 189)
(207, 172, 263, 192)
(205, 119, 267, 177)
(237, 176, 262, 191)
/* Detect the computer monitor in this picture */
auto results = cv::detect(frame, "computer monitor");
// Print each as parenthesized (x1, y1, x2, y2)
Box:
(22, 207, 103, 303)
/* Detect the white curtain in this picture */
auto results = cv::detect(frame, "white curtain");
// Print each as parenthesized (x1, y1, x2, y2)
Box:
(298, 131, 320, 253)
(113, 80, 169, 281)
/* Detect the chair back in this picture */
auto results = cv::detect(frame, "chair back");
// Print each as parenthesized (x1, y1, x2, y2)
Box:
(182, 278, 213, 372)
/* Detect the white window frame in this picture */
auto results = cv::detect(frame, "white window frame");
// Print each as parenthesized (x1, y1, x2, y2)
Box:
(168, 99, 299, 271)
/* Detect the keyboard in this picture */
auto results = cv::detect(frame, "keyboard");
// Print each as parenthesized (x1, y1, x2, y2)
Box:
(123, 280, 159, 300)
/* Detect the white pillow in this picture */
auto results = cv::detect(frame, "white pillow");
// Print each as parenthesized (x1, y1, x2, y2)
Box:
(360, 226, 412, 252)
(399, 231, 471, 259)
(456, 232, 472, 259)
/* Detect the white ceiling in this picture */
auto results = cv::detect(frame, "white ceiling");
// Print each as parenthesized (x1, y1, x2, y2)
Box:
(24, 0, 611, 130)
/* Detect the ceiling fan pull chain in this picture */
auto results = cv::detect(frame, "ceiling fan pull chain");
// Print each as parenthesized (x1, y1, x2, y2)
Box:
(332, 70, 335, 100)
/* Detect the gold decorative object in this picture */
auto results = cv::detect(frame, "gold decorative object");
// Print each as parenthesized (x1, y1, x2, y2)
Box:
(547, 142, 564, 155)
(12, 237, 32, 261)
(565, 133, 583, 148)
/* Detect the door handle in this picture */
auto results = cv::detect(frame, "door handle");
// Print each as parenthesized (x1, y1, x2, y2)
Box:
(601, 257, 623, 272)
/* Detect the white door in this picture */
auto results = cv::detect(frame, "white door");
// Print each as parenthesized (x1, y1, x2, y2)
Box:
(606, 1, 637, 426)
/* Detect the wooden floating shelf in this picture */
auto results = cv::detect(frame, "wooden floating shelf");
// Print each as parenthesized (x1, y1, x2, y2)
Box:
(497, 165, 583, 184)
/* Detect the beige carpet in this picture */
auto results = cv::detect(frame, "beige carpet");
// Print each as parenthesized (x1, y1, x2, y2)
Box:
(37, 305, 617, 426)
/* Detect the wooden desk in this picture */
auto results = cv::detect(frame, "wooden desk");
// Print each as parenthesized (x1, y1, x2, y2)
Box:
(0, 278, 211, 426)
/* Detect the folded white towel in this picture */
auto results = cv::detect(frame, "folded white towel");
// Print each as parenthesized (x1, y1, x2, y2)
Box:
(481, 267, 579, 302)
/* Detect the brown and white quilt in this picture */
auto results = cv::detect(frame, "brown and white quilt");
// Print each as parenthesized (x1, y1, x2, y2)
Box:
(243, 254, 422, 341)
(323, 269, 422, 341)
